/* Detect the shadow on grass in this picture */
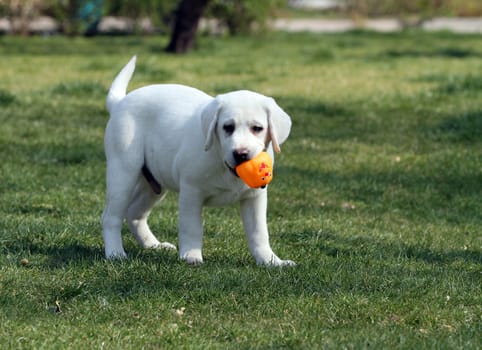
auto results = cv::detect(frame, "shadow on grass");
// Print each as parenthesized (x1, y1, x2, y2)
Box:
(0, 89, 16, 106)
(2, 223, 479, 315)
(277, 96, 349, 119)
(44, 243, 105, 268)
(26, 233, 482, 307)
(1, 140, 105, 168)
(279, 162, 481, 220)
(6, 237, 180, 270)
(296, 230, 482, 266)
(273, 95, 365, 141)
(7, 223, 480, 272)
(427, 110, 482, 143)
(379, 47, 482, 59)
(439, 76, 482, 94)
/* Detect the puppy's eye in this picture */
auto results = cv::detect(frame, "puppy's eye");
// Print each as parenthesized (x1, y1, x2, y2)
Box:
(223, 124, 235, 135)
(251, 125, 264, 133)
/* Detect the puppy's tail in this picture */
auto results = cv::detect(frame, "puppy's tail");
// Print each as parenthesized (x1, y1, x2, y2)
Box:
(106, 55, 137, 113)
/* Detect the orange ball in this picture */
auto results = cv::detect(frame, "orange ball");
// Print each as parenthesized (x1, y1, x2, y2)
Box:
(236, 151, 273, 188)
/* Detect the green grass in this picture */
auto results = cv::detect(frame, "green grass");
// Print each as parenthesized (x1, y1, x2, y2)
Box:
(0, 31, 481, 349)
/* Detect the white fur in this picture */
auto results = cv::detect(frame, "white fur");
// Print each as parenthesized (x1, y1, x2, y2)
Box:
(102, 56, 294, 266)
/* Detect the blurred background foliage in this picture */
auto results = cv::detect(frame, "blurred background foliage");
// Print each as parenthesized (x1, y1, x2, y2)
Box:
(0, 1, 481, 36)
(343, 0, 482, 17)
(0, 0, 284, 35)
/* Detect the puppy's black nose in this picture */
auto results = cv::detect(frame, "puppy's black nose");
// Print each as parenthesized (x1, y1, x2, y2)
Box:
(233, 149, 249, 165)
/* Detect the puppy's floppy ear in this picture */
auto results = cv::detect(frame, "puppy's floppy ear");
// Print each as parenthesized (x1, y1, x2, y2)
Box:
(265, 97, 292, 153)
(201, 97, 222, 151)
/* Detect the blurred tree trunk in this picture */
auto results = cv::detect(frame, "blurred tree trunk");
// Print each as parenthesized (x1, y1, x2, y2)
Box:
(165, 0, 210, 53)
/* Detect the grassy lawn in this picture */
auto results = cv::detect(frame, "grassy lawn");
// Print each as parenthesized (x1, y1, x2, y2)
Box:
(0, 30, 481, 349)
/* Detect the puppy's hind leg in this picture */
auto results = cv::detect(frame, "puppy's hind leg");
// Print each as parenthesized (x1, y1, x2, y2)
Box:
(102, 161, 139, 259)
(126, 178, 176, 251)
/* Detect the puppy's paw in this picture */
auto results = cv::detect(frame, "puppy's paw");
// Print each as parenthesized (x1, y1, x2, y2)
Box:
(105, 250, 128, 260)
(258, 255, 296, 267)
(180, 250, 203, 265)
(154, 242, 177, 251)
(278, 259, 296, 267)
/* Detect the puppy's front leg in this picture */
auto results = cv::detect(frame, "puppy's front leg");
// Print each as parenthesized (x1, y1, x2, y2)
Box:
(241, 191, 295, 266)
(178, 186, 204, 264)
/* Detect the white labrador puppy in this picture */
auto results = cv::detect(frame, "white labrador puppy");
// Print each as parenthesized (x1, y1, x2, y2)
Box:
(102, 56, 294, 266)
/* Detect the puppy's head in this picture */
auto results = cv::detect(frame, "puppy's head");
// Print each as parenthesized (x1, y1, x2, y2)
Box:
(201, 91, 291, 174)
